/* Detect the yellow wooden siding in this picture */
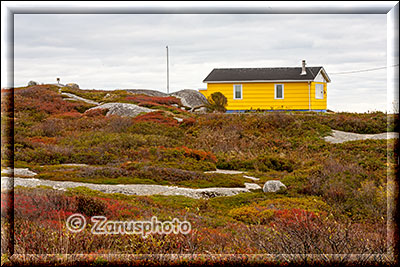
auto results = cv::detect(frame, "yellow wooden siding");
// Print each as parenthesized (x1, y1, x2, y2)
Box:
(201, 82, 327, 110)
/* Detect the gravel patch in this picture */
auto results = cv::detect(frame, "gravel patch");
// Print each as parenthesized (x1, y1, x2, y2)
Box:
(324, 130, 399, 144)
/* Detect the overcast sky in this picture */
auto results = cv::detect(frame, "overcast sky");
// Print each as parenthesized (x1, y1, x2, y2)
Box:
(9, 10, 398, 112)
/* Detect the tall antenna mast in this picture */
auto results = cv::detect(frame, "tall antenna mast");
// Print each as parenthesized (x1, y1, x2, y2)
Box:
(166, 45, 169, 94)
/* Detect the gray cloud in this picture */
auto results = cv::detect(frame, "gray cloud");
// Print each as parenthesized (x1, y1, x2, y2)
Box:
(12, 13, 393, 112)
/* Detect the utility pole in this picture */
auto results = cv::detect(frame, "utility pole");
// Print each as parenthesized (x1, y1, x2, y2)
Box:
(166, 45, 169, 94)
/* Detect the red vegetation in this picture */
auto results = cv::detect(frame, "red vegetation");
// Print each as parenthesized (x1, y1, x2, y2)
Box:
(84, 108, 108, 117)
(180, 117, 196, 126)
(14, 85, 85, 115)
(53, 111, 82, 119)
(125, 95, 181, 106)
(125, 95, 187, 114)
(133, 111, 178, 127)
(272, 208, 317, 226)
(159, 146, 217, 163)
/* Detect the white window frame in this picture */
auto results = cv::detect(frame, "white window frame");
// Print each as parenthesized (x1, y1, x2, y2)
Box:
(274, 84, 284, 99)
(233, 84, 243, 100)
(315, 83, 324, 99)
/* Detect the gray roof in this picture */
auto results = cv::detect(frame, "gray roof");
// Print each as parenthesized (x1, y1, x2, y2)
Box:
(203, 67, 330, 82)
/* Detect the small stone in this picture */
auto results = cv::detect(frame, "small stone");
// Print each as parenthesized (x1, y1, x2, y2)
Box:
(263, 180, 287, 193)
(193, 107, 208, 114)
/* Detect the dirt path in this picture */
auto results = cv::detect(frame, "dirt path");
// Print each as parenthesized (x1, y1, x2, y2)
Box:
(324, 130, 399, 144)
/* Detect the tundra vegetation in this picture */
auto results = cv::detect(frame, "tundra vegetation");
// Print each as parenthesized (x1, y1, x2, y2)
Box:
(1, 84, 398, 265)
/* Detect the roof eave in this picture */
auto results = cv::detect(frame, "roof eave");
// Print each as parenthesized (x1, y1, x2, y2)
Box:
(316, 67, 331, 83)
(203, 80, 314, 83)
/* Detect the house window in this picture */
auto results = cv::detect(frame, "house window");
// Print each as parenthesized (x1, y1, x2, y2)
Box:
(315, 84, 324, 99)
(275, 84, 284, 99)
(233, 84, 242, 99)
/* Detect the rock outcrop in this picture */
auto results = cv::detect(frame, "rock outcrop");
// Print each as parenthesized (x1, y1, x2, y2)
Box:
(169, 89, 208, 109)
(28, 81, 38, 86)
(324, 130, 399, 144)
(263, 180, 287, 193)
(87, 102, 153, 117)
(2, 167, 37, 177)
(3, 177, 251, 199)
(66, 83, 80, 89)
(244, 183, 262, 190)
(126, 89, 168, 97)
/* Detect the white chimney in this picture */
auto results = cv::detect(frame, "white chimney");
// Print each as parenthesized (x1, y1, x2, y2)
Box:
(300, 60, 307, 75)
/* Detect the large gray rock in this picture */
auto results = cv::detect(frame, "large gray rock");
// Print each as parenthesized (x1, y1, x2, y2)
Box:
(125, 89, 168, 97)
(169, 89, 209, 109)
(87, 102, 153, 117)
(28, 80, 38, 86)
(263, 180, 287, 193)
(66, 83, 80, 89)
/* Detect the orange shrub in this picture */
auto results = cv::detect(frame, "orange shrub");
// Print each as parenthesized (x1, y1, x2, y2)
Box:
(28, 136, 57, 145)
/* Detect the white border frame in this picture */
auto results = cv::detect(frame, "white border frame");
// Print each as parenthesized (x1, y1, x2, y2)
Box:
(315, 83, 324, 99)
(274, 84, 284, 99)
(233, 84, 243, 100)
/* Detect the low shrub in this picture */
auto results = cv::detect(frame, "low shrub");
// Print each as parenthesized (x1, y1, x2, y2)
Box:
(79, 166, 131, 179)
(180, 117, 196, 127)
(255, 155, 295, 172)
(207, 92, 227, 113)
(136, 165, 207, 182)
(75, 195, 107, 217)
(216, 154, 294, 172)
(228, 205, 275, 224)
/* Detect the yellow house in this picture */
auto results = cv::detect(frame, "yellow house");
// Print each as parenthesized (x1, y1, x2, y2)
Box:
(200, 60, 331, 112)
